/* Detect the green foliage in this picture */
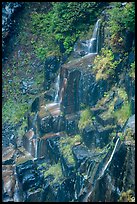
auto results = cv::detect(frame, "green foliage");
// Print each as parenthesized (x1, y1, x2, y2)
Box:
(30, 2, 105, 57)
(129, 61, 135, 79)
(105, 2, 135, 52)
(118, 132, 125, 141)
(44, 161, 63, 184)
(2, 99, 29, 124)
(93, 48, 119, 81)
(59, 134, 81, 164)
(118, 189, 135, 202)
(107, 2, 135, 34)
(113, 102, 131, 126)
(78, 108, 93, 130)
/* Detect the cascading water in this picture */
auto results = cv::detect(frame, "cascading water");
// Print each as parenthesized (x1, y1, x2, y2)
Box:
(83, 138, 120, 202)
(98, 138, 120, 179)
(88, 19, 100, 54)
(54, 73, 60, 103)
(74, 19, 100, 56)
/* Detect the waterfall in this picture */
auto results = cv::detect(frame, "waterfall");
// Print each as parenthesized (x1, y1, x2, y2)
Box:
(54, 73, 60, 103)
(98, 138, 120, 179)
(83, 138, 120, 202)
(87, 19, 100, 54)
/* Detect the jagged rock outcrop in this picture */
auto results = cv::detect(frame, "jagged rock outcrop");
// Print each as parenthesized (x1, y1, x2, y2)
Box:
(2, 2, 23, 55)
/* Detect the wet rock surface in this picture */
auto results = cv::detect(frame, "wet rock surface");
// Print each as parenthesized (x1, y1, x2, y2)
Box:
(2, 2, 23, 55)
(2, 3, 135, 202)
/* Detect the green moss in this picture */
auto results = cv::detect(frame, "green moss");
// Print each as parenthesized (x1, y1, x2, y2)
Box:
(78, 108, 93, 130)
(113, 102, 131, 126)
(2, 99, 29, 124)
(18, 118, 27, 137)
(44, 161, 63, 184)
(59, 134, 81, 164)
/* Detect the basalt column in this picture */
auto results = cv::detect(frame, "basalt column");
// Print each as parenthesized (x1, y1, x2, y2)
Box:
(60, 67, 81, 114)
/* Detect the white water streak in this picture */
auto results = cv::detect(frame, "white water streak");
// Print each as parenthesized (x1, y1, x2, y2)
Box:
(88, 19, 100, 54)
(99, 138, 120, 178)
(54, 73, 60, 103)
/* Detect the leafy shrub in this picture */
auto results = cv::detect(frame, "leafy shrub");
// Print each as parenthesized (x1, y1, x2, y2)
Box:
(105, 2, 135, 51)
(30, 2, 106, 57)
(93, 48, 119, 81)
(107, 2, 135, 34)
(113, 102, 131, 126)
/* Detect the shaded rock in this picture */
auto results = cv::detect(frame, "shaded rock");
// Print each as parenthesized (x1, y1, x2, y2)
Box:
(95, 114, 115, 126)
(56, 177, 75, 202)
(72, 145, 91, 169)
(38, 113, 53, 134)
(124, 114, 135, 135)
(2, 145, 15, 165)
(82, 124, 97, 149)
(31, 97, 40, 112)
(26, 188, 44, 202)
(61, 156, 75, 177)
(114, 98, 124, 111)
(22, 129, 36, 157)
(65, 113, 80, 135)
(60, 68, 81, 114)
(2, 165, 16, 200)
(52, 115, 66, 133)
(97, 125, 114, 148)
(46, 135, 61, 163)
(2, 2, 23, 54)
(16, 160, 43, 192)
(44, 89, 55, 101)
(44, 56, 60, 90)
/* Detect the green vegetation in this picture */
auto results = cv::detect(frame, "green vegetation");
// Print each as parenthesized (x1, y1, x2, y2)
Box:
(124, 128, 134, 141)
(44, 161, 63, 184)
(118, 132, 125, 141)
(18, 118, 27, 137)
(118, 189, 135, 202)
(129, 61, 135, 80)
(30, 2, 106, 57)
(108, 2, 135, 34)
(113, 102, 131, 126)
(2, 99, 29, 124)
(106, 2, 135, 52)
(59, 134, 81, 164)
(93, 48, 120, 81)
(78, 107, 93, 130)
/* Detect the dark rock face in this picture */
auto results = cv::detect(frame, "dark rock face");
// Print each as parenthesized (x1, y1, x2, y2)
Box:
(2, 2, 23, 55)
(56, 178, 75, 202)
(61, 156, 75, 177)
(65, 113, 80, 135)
(44, 56, 60, 90)
(82, 122, 114, 149)
(60, 68, 81, 114)
(114, 98, 124, 111)
(88, 142, 135, 202)
(31, 97, 40, 112)
(124, 114, 135, 135)
(72, 145, 91, 170)
(38, 114, 53, 134)
(46, 136, 61, 163)
(16, 160, 44, 201)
